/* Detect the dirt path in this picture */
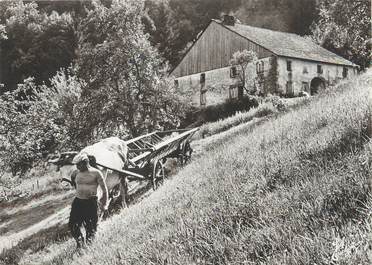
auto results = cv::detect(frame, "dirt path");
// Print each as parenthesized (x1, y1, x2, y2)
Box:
(0, 176, 163, 265)
(0, 191, 74, 252)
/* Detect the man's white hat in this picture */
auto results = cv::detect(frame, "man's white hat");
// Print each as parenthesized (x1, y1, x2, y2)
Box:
(72, 152, 89, 164)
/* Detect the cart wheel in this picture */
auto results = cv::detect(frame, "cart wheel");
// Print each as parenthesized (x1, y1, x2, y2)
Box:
(152, 160, 165, 190)
(105, 183, 124, 217)
(180, 141, 193, 165)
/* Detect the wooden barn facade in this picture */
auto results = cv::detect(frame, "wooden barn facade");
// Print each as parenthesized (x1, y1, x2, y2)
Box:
(171, 16, 357, 107)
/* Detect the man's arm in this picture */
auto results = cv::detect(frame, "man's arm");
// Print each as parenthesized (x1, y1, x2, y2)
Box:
(97, 170, 109, 210)
(61, 169, 78, 188)
(70, 169, 78, 188)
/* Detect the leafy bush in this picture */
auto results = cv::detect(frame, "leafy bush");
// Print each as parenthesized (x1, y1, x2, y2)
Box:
(0, 69, 82, 175)
(185, 96, 259, 127)
(264, 94, 286, 111)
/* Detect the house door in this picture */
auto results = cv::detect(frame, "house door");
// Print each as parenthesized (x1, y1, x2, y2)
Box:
(286, 81, 293, 96)
(310, 77, 325, 95)
(238, 85, 244, 99)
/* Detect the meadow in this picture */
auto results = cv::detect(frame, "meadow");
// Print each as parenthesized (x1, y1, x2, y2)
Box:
(18, 71, 372, 265)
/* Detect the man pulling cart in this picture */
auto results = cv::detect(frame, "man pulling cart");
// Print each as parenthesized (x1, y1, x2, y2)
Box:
(50, 128, 198, 248)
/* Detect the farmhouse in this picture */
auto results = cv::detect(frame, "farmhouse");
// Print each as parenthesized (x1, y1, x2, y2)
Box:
(171, 15, 357, 107)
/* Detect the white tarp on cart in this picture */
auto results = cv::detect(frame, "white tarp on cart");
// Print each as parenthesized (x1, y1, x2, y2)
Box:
(73, 137, 128, 172)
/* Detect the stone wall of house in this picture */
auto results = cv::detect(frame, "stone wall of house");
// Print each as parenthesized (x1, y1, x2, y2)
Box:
(175, 56, 357, 107)
(175, 66, 233, 107)
(276, 57, 357, 96)
(175, 57, 271, 107)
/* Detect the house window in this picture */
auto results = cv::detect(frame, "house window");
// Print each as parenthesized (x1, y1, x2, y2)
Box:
(229, 85, 239, 99)
(260, 61, 264, 72)
(200, 90, 207, 106)
(317, 65, 323, 74)
(287, 60, 292, 72)
(256, 61, 264, 73)
(303, 66, 308, 74)
(200, 73, 206, 84)
(302, 82, 309, 93)
(230, 66, 237, 78)
(343, 67, 348, 78)
(174, 79, 179, 88)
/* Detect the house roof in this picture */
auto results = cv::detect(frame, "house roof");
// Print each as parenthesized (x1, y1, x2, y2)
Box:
(213, 19, 355, 67)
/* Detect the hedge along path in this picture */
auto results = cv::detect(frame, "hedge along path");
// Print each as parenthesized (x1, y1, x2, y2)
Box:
(34, 71, 372, 265)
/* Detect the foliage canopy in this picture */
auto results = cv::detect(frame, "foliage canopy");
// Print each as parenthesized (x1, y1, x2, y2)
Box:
(0, 1, 77, 91)
(75, 0, 191, 140)
(311, 0, 371, 68)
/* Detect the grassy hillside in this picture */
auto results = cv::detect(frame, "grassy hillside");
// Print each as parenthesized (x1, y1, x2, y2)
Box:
(194, 97, 307, 140)
(27, 72, 371, 265)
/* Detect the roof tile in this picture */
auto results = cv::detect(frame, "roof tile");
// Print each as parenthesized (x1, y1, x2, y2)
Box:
(214, 20, 355, 66)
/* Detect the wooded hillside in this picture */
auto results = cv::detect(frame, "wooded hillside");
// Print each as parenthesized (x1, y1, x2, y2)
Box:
(1, 0, 370, 91)
(0, 0, 370, 176)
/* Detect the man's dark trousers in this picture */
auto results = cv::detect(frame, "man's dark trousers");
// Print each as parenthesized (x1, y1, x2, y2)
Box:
(68, 197, 98, 246)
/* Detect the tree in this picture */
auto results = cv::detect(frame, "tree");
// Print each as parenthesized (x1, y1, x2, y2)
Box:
(262, 56, 278, 95)
(310, 0, 371, 69)
(75, 0, 191, 141)
(144, 0, 242, 67)
(230, 49, 258, 94)
(0, 1, 77, 92)
(143, 0, 179, 66)
(287, 0, 317, 35)
(0, 25, 6, 40)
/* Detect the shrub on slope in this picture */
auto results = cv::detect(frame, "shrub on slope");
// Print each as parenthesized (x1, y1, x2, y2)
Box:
(42, 72, 371, 265)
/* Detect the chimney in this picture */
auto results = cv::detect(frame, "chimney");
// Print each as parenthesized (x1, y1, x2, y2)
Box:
(222, 14, 235, 26)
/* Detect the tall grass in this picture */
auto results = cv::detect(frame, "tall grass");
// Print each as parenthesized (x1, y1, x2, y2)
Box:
(34, 72, 371, 265)
(195, 97, 308, 139)
(196, 102, 277, 139)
